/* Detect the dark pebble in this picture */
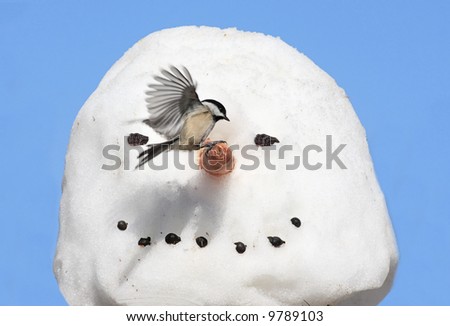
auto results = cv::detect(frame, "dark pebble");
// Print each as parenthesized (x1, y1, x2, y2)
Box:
(254, 133, 280, 146)
(117, 220, 128, 231)
(196, 236, 208, 248)
(268, 236, 285, 247)
(165, 233, 181, 245)
(234, 242, 247, 254)
(291, 217, 301, 228)
(138, 237, 151, 247)
(127, 133, 149, 146)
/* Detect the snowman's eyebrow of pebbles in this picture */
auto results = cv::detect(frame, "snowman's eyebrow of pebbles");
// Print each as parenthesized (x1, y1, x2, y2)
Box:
(254, 134, 279, 146)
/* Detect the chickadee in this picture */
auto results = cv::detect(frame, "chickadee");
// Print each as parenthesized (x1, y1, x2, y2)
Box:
(137, 66, 229, 167)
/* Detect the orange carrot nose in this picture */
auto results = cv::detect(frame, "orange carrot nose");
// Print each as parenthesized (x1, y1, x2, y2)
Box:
(199, 141, 235, 176)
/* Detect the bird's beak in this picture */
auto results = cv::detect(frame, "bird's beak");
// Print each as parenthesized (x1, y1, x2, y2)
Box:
(224, 116, 230, 122)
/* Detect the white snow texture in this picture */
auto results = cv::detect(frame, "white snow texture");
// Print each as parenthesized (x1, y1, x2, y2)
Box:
(54, 26, 398, 305)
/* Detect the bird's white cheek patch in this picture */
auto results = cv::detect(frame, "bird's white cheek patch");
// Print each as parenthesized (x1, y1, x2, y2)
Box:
(54, 26, 398, 305)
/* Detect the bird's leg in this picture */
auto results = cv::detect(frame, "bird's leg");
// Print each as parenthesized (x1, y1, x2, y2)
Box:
(200, 140, 228, 155)
(178, 144, 201, 150)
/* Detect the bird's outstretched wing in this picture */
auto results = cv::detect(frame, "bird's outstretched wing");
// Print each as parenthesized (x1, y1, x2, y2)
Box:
(144, 66, 201, 139)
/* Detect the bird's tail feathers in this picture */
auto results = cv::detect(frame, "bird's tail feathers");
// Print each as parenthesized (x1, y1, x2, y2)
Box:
(137, 137, 179, 168)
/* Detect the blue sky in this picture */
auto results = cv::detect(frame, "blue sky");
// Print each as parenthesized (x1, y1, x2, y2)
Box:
(1, 0, 449, 305)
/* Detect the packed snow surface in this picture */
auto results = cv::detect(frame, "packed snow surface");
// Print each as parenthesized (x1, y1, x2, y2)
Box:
(54, 26, 398, 305)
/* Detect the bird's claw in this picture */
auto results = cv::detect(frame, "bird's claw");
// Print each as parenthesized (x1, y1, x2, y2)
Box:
(201, 140, 228, 155)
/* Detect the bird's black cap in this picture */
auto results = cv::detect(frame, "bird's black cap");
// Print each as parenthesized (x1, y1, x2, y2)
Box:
(203, 99, 229, 121)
